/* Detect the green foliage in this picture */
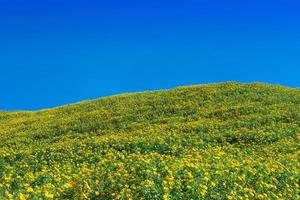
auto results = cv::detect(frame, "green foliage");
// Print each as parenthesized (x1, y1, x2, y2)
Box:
(0, 82, 299, 199)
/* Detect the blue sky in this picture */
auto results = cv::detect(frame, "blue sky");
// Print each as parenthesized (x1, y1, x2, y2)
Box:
(1, 0, 300, 110)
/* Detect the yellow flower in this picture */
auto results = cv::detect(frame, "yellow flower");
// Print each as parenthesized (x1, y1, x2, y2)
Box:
(19, 193, 26, 200)
(163, 193, 169, 200)
(143, 179, 154, 188)
(248, 188, 255, 197)
(5, 191, 13, 200)
(257, 194, 264, 199)
(227, 195, 233, 200)
(26, 187, 34, 193)
(45, 191, 54, 199)
(63, 182, 73, 189)
(199, 184, 208, 196)
(204, 176, 209, 182)
(84, 180, 92, 191)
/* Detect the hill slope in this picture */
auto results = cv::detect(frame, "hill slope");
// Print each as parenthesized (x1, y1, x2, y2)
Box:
(0, 82, 299, 199)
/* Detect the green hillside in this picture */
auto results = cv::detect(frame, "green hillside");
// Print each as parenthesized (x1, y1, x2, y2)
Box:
(0, 82, 299, 200)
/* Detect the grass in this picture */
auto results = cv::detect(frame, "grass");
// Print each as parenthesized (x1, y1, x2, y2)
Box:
(0, 82, 299, 199)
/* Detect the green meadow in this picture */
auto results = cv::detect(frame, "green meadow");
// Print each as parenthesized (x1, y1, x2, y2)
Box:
(0, 82, 299, 199)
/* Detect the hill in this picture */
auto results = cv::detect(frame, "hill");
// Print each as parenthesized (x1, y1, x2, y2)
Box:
(0, 82, 299, 199)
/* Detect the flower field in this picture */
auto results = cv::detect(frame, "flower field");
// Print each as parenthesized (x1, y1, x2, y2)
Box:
(0, 82, 299, 199)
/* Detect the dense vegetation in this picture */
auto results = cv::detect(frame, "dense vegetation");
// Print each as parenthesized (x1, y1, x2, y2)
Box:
(0, 82, 299, 200)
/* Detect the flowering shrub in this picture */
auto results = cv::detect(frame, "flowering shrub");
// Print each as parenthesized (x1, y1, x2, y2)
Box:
(0, 82, 299, 199)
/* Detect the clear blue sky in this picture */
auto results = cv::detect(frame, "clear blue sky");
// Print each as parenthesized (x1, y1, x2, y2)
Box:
(1, 0, 300, 110)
